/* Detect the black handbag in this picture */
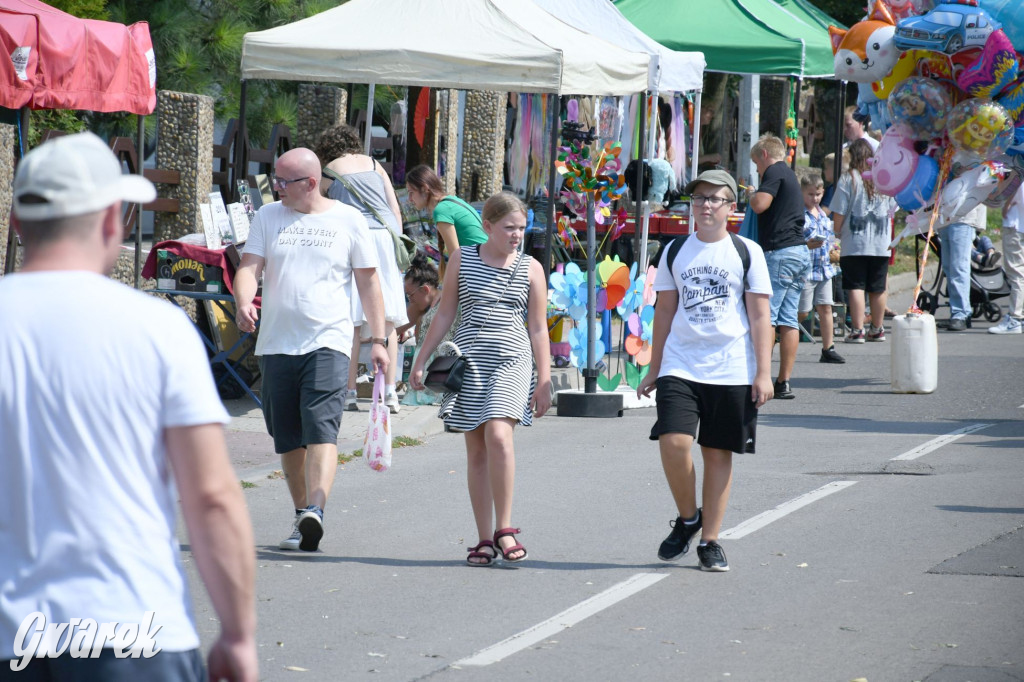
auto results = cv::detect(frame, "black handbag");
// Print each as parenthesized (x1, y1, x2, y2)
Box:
(424, 345, 467, 393)
(421, 251, 525, 394)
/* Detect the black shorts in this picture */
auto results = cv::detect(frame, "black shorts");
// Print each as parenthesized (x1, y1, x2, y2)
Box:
(840, 255, 889, 293)
(260, 348, 349, 454)
(649, 376, 758, 454)
(0, 648, 204, 682)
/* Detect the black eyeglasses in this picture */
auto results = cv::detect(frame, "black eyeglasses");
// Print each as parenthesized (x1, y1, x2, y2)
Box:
(691, 195, 730, 208)
(271, 175, 311, 189)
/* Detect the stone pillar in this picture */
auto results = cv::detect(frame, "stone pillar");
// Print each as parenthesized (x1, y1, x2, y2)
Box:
(459, 90, 505, 202)
(441, 89, 459, 196)
(154, 90, 215, 243)
(297, 84, 348, 151)
(0, 124, 15, 275)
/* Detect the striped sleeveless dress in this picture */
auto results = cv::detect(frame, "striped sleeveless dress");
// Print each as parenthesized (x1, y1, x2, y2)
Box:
(439, 245, 535, 430)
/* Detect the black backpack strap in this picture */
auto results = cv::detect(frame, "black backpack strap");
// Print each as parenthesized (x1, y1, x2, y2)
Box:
(728, 232, 750, 286)
(652, 235, 689, 282)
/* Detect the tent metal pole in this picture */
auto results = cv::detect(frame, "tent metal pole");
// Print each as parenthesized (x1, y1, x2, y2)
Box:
(4, 108, 29, 274)
(691, 90, 702, 186)
(542, 93, 560, 282)
(135, 114, 145, 289)
(364, 83, 375, 154)
(234, 80, 249, 203)
(632, 91, 647, 267)
(639, 88, 659, 271)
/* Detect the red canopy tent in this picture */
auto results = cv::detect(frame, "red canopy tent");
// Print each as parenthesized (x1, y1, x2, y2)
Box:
(0, 0, 155, 114)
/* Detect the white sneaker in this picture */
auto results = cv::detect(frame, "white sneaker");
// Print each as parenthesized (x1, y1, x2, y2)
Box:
(345, 389, 359, 412)
(279, 514, 301, 550)
(989, 316, 1022, 334)
(385, 389, 400, 414)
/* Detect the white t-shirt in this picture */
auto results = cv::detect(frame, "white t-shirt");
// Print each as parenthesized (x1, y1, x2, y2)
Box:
(245, 201, 378, 356)
(0, 272, 230, 658)
(653, 234, 773, 385)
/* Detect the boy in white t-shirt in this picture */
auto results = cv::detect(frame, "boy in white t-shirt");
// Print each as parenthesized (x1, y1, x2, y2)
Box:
(638, 170, 774, 572)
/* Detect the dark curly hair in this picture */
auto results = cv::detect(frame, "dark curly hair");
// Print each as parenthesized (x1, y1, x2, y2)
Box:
(404, 252, 440, 289)
(314, 124, 363, 165)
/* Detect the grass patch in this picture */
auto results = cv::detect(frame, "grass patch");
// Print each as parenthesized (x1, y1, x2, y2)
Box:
(240, 480, 257, 489)
(393, 435, 424, 448)
(889, 207, 1002, 276)
(338, 448, 363, 464)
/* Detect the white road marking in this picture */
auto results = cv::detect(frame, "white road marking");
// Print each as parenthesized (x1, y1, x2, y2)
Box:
(720, 481, 858, 540)
(453, 572, 667, 667)
(890, 423, 993, 461)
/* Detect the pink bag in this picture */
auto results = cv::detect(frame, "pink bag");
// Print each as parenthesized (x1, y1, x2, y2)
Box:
(364, 373, 392, 472)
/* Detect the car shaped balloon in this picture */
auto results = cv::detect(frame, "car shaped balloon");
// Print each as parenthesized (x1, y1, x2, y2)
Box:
(893, 3, 1001, 54)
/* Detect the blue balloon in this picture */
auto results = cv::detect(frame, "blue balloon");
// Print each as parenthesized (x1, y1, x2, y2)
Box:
(895, 155, 939, 211)
(979, 0, 1024, 52)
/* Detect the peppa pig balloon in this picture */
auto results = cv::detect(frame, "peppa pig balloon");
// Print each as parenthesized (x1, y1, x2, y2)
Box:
(887, 77, 953, 140)
(866, 123, 919, 195)
(893, 154, 939, 211)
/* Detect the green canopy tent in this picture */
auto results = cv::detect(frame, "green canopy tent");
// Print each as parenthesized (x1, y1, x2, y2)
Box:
(615, 0, 838, 77)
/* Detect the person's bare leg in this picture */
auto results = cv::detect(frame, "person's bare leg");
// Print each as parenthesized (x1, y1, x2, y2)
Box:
(817, 304, 835, 348)
(868, 290, 887, 330)
(304, 442, 339, 510)
(464, 427, 493, 563)
(348, 328, 361, 392)
(659, 433, 698, 519)
(484, 418, 522, 559)
(698, 447, 734, 541)
(384, 323, 398, 385)
(280, 448, 307, 509)
(777, 326, 799, 382)
(848, 289, 866, 330)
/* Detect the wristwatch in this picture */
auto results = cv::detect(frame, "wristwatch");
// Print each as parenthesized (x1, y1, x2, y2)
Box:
(371, 337, 389, 348)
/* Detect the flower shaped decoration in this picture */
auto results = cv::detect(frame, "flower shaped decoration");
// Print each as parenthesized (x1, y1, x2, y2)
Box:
(624, 305, 655, 366)
(549, 262, 588, 321)
(556, 140, 627, 225)
(596, 256, 629, 313)
(556, 215, 579, 251)
(568, 324, 606, 369)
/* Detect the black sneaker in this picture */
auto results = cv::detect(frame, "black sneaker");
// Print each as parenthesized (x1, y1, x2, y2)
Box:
(773, 379, 795, 399)
(658, 510, 702, 561)
(697, 541, 730, 572)
(819, 346, 846, 364)
(298, 505, 324, 552)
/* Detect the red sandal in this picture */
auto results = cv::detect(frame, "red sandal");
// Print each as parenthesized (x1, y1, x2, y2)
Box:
(493, 527, 528, 563)
(466, 539, 497, 567)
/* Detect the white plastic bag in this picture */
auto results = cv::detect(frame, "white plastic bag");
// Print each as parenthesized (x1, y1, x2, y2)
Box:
(364, 373, 392, 472)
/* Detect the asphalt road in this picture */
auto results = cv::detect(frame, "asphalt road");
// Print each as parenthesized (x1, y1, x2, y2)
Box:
(178, 313, 1024, 682)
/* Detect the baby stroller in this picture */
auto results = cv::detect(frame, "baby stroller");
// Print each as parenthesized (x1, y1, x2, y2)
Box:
(914, 234, 1011, 323)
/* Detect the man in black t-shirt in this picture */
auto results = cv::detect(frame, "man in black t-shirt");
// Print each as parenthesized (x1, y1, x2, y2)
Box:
(749, 134, 811, 400)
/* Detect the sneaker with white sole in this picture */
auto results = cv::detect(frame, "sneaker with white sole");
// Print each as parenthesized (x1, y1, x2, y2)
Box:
(385, 389, 400, 414)
(658, 510, 702, 561)
(845, 328, 866, 343)
(345, 390, 359, 412)
(867, 324, 886, 342)
(298, 505, 324, 552)
(697, 540, 730, 572)
(279, 513, 302, 551)
(989, 316, 1022, 334)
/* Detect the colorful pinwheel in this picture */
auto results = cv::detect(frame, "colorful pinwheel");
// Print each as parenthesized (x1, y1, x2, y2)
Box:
(555, 140, 627, 226)
(568, 324, 606, 370)
(596, 256, 630, 312)
(549, 262, 588, 321)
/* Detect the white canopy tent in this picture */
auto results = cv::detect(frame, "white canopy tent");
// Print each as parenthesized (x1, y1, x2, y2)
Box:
(240, 0, 650, 96)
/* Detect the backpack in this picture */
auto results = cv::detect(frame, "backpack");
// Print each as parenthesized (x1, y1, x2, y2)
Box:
(654, 232, 752, 306)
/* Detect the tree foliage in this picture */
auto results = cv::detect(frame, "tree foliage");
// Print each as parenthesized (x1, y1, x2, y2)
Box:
(804, 0, 863, 29)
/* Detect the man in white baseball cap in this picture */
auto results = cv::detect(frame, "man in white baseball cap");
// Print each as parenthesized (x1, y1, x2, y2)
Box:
(1, 132, 258, 681)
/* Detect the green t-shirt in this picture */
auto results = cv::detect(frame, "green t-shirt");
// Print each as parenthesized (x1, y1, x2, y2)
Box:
(433, 196, 487, 246)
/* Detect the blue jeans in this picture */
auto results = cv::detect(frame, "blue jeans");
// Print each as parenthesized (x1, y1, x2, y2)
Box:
(938, 222, 973, 321)
(765, 245, 812, 329)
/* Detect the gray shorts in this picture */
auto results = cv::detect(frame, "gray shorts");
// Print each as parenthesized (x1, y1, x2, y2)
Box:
(260, 348, 349, 454)
(799, 278, 834, 313)
(0, 648, 204, 682)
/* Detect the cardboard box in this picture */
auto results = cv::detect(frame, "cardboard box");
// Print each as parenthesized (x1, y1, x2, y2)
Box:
(156, 250, 225, 293)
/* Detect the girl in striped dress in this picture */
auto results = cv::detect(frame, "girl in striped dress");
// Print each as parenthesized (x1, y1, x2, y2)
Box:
(409, 192, 552, 566)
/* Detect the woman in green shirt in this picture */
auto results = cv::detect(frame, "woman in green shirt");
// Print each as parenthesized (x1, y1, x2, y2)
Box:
(406, 165, 487, 264)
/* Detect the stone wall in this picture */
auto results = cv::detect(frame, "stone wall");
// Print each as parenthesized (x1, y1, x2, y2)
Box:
(441, 90, 459, 196)
(297, 84, 348, 151)
(0, 124, 15, 275)
(460, 90, 504, 202)
(154, 90, 215, 243)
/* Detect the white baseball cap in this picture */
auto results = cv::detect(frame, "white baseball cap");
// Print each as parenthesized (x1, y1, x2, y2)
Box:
(13, 131, 156, 221)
